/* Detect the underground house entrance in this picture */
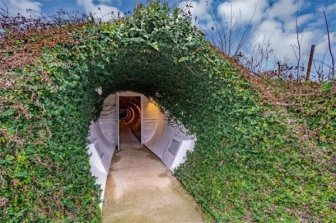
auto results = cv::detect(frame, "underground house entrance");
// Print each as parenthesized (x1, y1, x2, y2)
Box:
(87, 91, 204, 222)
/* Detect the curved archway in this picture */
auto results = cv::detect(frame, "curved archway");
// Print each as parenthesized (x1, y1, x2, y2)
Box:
(89, 91, 194, 172)
(90, 92, 201, 221)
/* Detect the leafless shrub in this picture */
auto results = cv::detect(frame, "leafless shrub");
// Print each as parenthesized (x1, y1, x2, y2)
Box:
(210, 0, 260, 58)
(242, 36, 273, 75)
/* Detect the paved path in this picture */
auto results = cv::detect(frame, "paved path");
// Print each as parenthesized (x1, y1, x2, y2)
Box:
(102, 123, 204, 223)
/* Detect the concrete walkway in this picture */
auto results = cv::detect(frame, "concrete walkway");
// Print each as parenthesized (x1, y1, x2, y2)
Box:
(102, 123, 204, 223)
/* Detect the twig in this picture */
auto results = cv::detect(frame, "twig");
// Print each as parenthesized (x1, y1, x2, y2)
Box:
(323, 11, 335, 79)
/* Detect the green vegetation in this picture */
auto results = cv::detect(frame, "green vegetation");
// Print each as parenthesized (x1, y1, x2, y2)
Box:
(271, 80, 335, 149)
(1, 2, 335, 222)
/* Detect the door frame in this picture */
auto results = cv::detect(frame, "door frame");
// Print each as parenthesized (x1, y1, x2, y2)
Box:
(141, 95, 144, 144)
(117, 92, 143, 146)
(117, 92, 120, 150)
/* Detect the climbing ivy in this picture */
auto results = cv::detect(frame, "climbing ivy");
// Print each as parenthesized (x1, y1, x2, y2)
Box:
(0, 1, 335, 222)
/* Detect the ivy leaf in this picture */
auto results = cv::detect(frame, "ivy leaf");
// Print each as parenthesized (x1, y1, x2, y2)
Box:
(150, 42, 159, 51)
(178, 57, 188, 63)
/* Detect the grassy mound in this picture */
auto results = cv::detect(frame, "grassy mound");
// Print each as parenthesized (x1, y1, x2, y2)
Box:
(1, 2, 334, 222)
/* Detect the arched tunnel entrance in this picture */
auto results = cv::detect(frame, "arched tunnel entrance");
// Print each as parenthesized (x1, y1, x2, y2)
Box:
(87, 91, 201, 221)
(88, 91, 195, 173)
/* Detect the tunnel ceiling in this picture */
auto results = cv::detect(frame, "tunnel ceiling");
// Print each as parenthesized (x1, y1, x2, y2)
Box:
(119, 96, 141, 108)
(1, 1, 334, 222)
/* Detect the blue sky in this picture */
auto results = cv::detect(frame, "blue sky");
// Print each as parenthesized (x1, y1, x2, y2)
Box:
(1, 0, 335, 70)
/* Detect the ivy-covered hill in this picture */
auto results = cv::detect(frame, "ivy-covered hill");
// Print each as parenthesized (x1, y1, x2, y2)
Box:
(0, 2, 335, 222)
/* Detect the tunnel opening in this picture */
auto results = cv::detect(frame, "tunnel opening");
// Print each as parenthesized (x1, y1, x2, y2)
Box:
(119, 96, 141, 143)
(87, 91, 196, 206)
(102, 93, 203, 221)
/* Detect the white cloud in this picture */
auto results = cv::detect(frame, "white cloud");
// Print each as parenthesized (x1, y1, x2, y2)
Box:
(76, 0, 123, 21)
(265, 0, 298, 20)
(179, 0, 213, 30)
(248, 0, 335, 63)
(284, 13, 315, 32)
(217, 0, 268, 25)
(252, 18, 317, 61)
(98, 0, 122, 5)
(315, 32, 336, 56)
(317, 2, 336, 13)
(1, 0, 42, 17)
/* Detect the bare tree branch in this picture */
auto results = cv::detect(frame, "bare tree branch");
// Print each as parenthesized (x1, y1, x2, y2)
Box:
(323, 10, 335, 79)
(234, 0, 260, 56)
(293, 0, 302, 81)
(210, 0, 260, 58)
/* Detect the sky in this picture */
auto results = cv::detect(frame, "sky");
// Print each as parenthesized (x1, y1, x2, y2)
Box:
(1, 0, 335, 69)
